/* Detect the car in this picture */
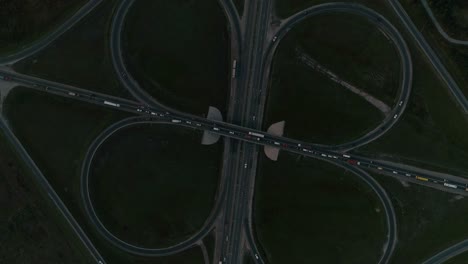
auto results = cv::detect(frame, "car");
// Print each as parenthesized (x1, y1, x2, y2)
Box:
(196, 123, 202, 126)
(255, 254, 259, 259)
(244, 163, 248, 169)
(399, 101, 403, 106)
(272, 36, 278, 42)
(229, 131, 234, 134)
(393, 114, 398, 119)
(137, 109, 142, 112)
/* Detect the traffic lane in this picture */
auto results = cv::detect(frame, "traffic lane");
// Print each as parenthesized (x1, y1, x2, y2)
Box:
(0, 0, 105, 65)
(80, 117, 227, 256)
(2, 70, 466, 195)
(386, 0, 468, 113)
(423, 239, 468, 264)
(264, 3, 413, 151)
(0, 69, 143, 113)
(226, 0, 272, 262)
(165, 120, 468, 195)
(0, 118, 106, 264)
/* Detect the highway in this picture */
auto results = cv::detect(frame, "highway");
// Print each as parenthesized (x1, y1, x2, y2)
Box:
(9, 68, 467, 195)
(2, 0, 468, 263)
(3, 51, 468, 260)
(386, 0, 468, 113)
(0, 0, 104, 65)
(219, 0, 274, 263)
(0, 118, 106, 264)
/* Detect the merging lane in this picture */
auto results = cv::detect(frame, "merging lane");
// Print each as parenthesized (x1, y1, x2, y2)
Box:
(80, 117, 228, 256)
(386, 0, 468, 113)
(266, 3, 413, 152)
(0, 118, 106, 264)
(3, 1, 468, 262)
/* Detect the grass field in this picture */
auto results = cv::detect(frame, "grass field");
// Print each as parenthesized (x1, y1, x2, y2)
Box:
(254, 153, 386, 263)
(233, 0, 245, 15)
(243, 255, 255, 264)
(204, 231, 215, 263)
(399, 0, 468, 99)
(13, 0, 131, 99)
(0, 131, 93, 263)
(444, 250, 468, 264)
(290, 13, 401, 106)
(357, 35, 468, 176)
(98, 245, 205, 264)
(4, 87, 130, 215)
(274, 0, 398, 18)
(3, 87, 207, 262)
(427, 0, 468, 40)
(123, 0, 229, 116)
(90, 124, 222, 248)
(0, 0, 86, 55)
(371, 173, 468, 264)
(264, 12, 402, 145)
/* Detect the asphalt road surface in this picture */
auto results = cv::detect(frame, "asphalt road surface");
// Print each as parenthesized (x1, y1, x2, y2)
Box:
(0, 118, 106, 264)
(423, 239, 468, 264)
(2, 1, 468, 263)
(80, 116, 227, 256)
(386, 0, 468, 113)
(267, 2, 413, 152)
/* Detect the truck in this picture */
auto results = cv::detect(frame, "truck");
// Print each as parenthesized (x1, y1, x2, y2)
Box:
(104, 101, 120, 107)
(444, 183, 457, 189)
(343, 154, 351, 158)
(231, 60, 238, 78)
(416, 176, 428, 181)
(248, 131, 264, 138)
